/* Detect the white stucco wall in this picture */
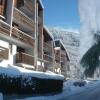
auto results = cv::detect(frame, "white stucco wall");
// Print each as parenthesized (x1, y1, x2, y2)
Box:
(0, 40, 9, 67)
(9, 44, 17, 65)
(0, 40, 9, 48)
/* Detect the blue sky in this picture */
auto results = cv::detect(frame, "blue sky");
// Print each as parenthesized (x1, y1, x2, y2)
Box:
(42, 0, 80, 31)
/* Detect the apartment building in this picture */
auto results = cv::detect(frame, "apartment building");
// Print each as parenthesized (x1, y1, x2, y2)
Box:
(54, 39, 70, 78)
(0, 0, 43, 70)
(0, 0, 70, 78)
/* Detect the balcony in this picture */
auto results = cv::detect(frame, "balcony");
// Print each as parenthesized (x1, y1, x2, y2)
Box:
(43, 42, 53, 62)
(38, 16, 42, 24)
(54, 62, 61, 69)
(19, 0, 35, 18)
(43, 54, 53, 62)
(55, 54, 60, 63)
(61, 56, 66, 62)
(16, 52, 34, 66)
(12, 27, 34, 47)
(0, 20, 10, 36)
(0, 48, 9, 60)
(43, 42, 52, 55)
(61, 50, 66, 56)
(13, 7, 35, 31)
(0, 5, 3, 15)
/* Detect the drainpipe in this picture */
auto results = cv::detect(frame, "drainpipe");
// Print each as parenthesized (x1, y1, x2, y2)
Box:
(34, 0, 38, 70)
(10, 0, 14, 37)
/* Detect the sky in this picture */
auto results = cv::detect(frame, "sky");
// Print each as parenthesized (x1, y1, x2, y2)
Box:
(42, 0, 80, 32)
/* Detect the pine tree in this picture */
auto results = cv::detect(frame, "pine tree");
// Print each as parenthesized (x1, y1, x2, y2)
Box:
(80, 31, 100, 77)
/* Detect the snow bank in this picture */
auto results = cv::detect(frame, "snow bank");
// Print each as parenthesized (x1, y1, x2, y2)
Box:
(14, 80, 100, 100)
(0, 93, 3, 100)
(0, 66, 64, 80)
(14, 80, 84, 100)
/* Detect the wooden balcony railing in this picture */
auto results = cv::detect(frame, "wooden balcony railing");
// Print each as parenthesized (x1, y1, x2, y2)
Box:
(38, 16, 42, 24)
(13, 7, 34, 30)
(61, 56, 66, 61)
(43, 54, 53, 62)
(0, 48, 9, 60)
(0, 20, 10, 36)
(19, 0, 35, 16)
(16, 52, 34, 66)
(43, 42, 52, 55)
(61, 50, 66, 56)
(12, 27, 34, 47)
(0, 5, 4, 16)
(54, 62, 61, 69)
(43, 42, 53, 62)
(55, 54, 60, 62)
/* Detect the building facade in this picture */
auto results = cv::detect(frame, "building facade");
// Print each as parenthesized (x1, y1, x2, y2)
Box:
(0, 0, 43, 70)
(0, 0, 70, 78)
(54, 40, 70, 78)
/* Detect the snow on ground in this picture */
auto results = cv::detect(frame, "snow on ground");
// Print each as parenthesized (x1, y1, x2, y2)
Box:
(0, 65, 64, 80)
(14, 80, 100, 100)
(60, 80, 100, 100)
(0, 93, 3, 100)
(1, 65, 100, 100)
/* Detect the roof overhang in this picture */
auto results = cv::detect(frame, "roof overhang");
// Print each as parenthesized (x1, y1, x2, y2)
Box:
(38, 0, 44, 9)
(43, 26, 54, 40)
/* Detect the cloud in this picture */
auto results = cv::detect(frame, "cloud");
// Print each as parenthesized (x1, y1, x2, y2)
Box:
(51, 26, 79, 34)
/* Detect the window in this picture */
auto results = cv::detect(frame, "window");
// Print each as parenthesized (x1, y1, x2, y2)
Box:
(55, 40, 60, 47)
(17, 47, 25, 53)
(0, 0, 7, 16)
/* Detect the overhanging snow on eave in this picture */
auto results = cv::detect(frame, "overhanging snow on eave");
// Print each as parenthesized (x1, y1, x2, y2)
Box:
(39, 0, 44, 9)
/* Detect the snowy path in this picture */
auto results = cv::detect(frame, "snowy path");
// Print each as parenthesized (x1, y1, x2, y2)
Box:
(59, 81, 100, 100)
(59, 86, 100, 100)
